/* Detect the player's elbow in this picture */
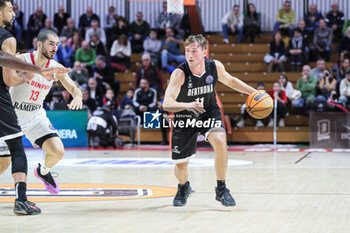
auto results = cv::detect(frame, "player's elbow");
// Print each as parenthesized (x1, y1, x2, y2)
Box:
(162, 100, 171, 111)
(3, 77, 13, 87)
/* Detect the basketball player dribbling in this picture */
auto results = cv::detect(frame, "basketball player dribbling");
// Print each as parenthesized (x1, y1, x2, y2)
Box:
(0, 29, 82, 201)
(163, 34, 256, 207)
(0, 0, 71, 215)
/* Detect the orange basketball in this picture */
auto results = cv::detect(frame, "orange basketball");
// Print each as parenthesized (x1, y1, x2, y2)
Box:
(245, 90, 273, 119)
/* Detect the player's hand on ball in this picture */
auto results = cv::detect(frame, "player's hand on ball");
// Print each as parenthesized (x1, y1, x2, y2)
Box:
(67, 97, 83, 110)
(186, 102, 206, 116)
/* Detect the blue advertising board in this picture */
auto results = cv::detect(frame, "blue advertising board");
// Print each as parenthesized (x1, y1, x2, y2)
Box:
(23, 110, 88, 147)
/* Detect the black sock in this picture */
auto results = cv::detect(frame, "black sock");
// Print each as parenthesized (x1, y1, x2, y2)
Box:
(217, 180, 226, 188)
(15, 182, 27, 201)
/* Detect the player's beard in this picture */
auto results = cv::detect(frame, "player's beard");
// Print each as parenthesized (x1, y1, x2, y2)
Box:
(42, 47, 55, 59)
(3, 19, 12, 27)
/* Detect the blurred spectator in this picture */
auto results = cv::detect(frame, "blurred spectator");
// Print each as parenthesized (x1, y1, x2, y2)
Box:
(70, 61, 89, 87)
(85, 20, 106, 45)
(288, 28, 308, 71)
(68, 30, 83, 53)
(296, 19, 310, 46)
(293, 65, 317, 108)
(264, 31, 286, 72)
(12, 4, 24, 48)
(236, 82, 266, 127)
(87, 103, 118, 148)
(334, 57, 349, 83)
(61, 89, 73, 106)
(273, 1, 295, 35)
(55, 36, 73, 68)
(104, 6, 118, 30)
(311, 58, 326, 81)
(49, 91, 63, 110)
(156, 1, 182, 37)
(161, 27, 186, 72)
(135, 53, 163, 92)
(221, 4, 243, 44)
(89, 33, 107, 56)
(315, 68, 336, 102)
(268, 82, 287, 127)
(87, 77, 105, 106)
(79, 6, 100, 37)
(75, 40, 96, 69)
(278, 73, 294, 102)
(107, 16, 128, 50)
(243, 3, 261, 44)
(61, 18, 76, 39)
(311, 18, 332, 61)
(82, 88, 97, 118)
(143, 29, 162, 66)
(120, 88, 134, 109)
(319, 89, 348, 112)
(28, 37, 38, 53)
(129, 12, 150, 53)
(110, 34, 131, 71)
(339, 69, 350, 107)
(91, 55, 120, 96)
(338, 26, 350, 55)
(54, 5, 70, 35)
(102, 89, 119, 112)
(304, 4, 323, 34)
(26, 6, 47, 49)
(40, 18, 58, 34)
(325, 2, 344, 41)
(132, 79, 157, 116)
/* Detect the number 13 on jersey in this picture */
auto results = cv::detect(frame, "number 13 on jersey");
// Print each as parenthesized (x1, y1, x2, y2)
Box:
(30, 90, 39, 101)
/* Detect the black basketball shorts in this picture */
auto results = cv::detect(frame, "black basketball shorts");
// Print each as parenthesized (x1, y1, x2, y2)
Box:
(171, 109, 225, 164)
(0, 100, 22, 141)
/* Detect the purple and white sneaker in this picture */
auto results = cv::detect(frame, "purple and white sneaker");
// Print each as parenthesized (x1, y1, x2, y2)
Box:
(34, 164, 60, 194)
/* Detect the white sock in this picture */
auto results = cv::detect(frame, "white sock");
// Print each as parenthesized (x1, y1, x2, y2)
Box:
(40, 164, 51, 176)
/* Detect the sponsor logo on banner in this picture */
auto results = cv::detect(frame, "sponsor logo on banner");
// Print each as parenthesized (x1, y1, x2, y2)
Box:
(317, 119, 330, 141)
(143, 110, 161, 129)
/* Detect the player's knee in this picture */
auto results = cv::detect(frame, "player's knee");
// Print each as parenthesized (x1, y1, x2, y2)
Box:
(51, 144, 65, 159)
(5, 137, 27, 174)
(176, 162, 188, 171)
(209, 134, 227, 147)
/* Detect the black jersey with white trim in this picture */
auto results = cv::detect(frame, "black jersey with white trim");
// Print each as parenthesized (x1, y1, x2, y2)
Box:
(175, 58, 219, 115)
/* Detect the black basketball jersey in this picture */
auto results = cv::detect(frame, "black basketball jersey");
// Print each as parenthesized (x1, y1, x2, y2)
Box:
(176, 58, 219, 115)
(0, 26, 14, 107)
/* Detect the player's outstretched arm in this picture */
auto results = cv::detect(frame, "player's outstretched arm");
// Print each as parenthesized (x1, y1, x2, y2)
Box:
(163, 68, 205, 115)
(0, 38, 70, 83)
(215, 60, 256, 95)
(56, 63, 82, 110)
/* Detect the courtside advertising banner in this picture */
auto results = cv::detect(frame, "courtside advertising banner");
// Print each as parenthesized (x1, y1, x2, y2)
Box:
(22, 111, 88, 147)
(310, 112, 350, 148)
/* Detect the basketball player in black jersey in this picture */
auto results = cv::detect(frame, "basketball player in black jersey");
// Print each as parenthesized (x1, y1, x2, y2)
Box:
(163, 34, 256, 207)
(0, 0, 70, 215)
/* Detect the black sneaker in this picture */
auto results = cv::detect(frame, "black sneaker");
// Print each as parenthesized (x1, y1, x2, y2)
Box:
(173, 181, 192, 207)
(215, 186, 236, 207)
(13, 199, 41, 215)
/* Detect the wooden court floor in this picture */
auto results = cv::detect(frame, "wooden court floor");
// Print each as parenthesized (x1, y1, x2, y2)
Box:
(0, 149, 350, 233)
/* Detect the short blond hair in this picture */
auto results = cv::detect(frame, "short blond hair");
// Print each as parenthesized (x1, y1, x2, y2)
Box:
(185, 34, 207, 50)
